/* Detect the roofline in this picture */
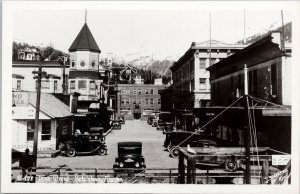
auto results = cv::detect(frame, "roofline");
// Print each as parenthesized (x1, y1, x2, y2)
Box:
(68, 48, 101, 53)
(12, 61, 69, 68)
(207, 32, 286, 71)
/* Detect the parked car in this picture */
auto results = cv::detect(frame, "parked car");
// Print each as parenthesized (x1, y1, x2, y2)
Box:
(111, 120, 121, 130)
(113, 142, 146, 172)
(61, 127, 107, 157)
(152, 119, 158, 127)
(147, 116, 155, 125)
(156, 120, 166, 131)
(166, 130, 232, 158)
(119, 116, 125, 124)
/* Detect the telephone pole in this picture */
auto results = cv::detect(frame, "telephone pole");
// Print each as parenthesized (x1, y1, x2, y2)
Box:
(32, 63, 48, 182)
(243, 64, 251, 184)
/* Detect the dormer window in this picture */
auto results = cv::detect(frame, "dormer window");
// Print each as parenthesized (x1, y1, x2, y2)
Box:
(80, 61, 85, 67)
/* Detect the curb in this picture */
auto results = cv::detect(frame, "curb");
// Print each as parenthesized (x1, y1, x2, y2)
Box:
(104, 127, 113, 136)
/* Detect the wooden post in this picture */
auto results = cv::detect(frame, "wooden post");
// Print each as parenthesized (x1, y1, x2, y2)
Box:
(187, 158, 196, 184)
(178, 150, 185, 184)
(261, 160, 270, 184)
(169, 169, 172, 183)
(32, 64, 42, 183)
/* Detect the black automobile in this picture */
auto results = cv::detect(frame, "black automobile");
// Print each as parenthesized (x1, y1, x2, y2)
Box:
(156, 119, 166, 131)
(111, 120, 121, 130)
(61, 127, 107, 157)
(113, 142, 146, 172)
(119, 116, 125, 124)
(152, 119, 158, 127)
(165, 130, 232, 158)
(147, 116, 155, 125)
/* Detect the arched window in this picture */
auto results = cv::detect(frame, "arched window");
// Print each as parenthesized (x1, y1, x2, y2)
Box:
(71, 61, 75, 67)
(91, 61, 96, 67)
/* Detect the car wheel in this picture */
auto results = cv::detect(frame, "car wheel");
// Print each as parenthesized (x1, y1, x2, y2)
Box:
(167, 143, 172, 151)
(66, 147, 76, 157)
(224, 160, 237, 172)
(170, 146, 180, 158)
(98, 147, 107, 156)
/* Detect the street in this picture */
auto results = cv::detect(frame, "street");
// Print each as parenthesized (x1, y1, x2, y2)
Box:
(12, 120, 178, 169)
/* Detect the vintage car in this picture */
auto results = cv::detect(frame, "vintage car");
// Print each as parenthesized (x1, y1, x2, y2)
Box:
(151, 119, 158, 127)
(61, 127, 107, 157)
(119, 116, 125, 124)
(147, 116, 155, 125)
(113, 142, 146, 172)
(111, 120, 121, 130)
(166, 130, 233, 158)
(156, 119, 166, 131)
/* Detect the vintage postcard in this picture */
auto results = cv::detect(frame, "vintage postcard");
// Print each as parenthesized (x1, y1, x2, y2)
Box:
(1, 1, 300, 193)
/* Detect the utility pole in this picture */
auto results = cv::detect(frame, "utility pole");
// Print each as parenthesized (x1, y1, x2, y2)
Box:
(243, 64, 251, 184)
(62, 55, 67, 94)
(32, 64, 48, 182)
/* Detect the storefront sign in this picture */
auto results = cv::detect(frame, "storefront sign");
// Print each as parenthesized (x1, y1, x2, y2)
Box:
(12, 92, 28, 107)
(12, 143, 55, 152)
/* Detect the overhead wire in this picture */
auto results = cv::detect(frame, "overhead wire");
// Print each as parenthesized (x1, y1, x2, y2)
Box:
(177, 96, 243, 147)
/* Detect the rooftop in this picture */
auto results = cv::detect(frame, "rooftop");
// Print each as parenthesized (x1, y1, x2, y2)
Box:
(69, 23, 101, 53)
(28, 92, 73, 118)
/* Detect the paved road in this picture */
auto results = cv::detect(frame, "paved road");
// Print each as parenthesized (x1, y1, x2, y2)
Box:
(13, 120, 178, 169)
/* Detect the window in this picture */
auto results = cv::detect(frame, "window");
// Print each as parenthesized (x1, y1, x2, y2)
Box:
(70, 81, 75, 89)
(200, 78, 206, 90)
(150, 89, 153, 95)
(125, 90, 130, 95)
(126, 99, 130, 104)
(158, 98, 161, 104)
(271, 64, 277, 96)
(80, 61, 85, 67)
(126, 70, 131, 74)
(90, 81, 96, 90)
(54, 81, 57, 91)
(91, 61, 96, 67)
(133, 90, 137, 95)
(41, 80, 50, 89)
(121, 98, 125, 104)
(200, 59, 206, 69)
(132, 99, 136, 104)
(150, 99, 153, 104)
(138, 90, 142, 95)
(121, 89, 126, 95)
(71, 61, 75, 67)
(145, 99, 148, 104)
(154, 99, 158, 104)
(41, 121, 51, 141)
(78, 80, 87, 89)
(210, 58, 217, 66)
(27, 120, 35, 141)
(145, 90, 148, 95)
(17, 80, 21, 90)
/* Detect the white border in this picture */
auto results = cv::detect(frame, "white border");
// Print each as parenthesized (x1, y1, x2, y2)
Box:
(2, 1, 300, 193)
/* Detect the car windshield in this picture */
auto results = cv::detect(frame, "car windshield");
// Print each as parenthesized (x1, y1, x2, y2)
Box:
(118, 142, 142, 156)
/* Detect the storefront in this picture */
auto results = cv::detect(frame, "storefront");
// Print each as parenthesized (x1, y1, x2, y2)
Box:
(12, 91, 73, 152)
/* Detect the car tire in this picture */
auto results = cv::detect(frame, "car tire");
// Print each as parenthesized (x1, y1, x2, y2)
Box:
(98, 147, 107, 156)
(224, 160, 237, 172)
(170, 146, 180, 158)
(66, 147, 76, 157)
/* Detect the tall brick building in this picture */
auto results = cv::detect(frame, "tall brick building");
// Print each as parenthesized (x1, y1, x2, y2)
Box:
(115, 84, 167, 120)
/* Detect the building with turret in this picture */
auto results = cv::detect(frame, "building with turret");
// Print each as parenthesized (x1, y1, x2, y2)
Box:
(68, 22, 103, 102)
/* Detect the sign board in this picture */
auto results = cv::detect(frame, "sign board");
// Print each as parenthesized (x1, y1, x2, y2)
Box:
(12, 92, 29, 107)
(272, 155, 291, 165)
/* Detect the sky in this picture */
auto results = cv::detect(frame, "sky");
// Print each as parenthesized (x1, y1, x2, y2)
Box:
(12, 5, 293, 61)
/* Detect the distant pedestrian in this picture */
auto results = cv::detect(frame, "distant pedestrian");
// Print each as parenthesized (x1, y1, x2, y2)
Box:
(19, 149, 34, 178)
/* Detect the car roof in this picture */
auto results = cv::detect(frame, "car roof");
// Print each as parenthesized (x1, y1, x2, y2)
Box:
(118, 142, 142, 146)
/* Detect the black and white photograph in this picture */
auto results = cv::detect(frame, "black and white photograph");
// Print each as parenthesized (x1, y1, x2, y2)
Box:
(1, 1, 300, 193)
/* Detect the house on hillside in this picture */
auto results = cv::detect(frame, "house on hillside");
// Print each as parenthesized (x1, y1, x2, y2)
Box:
(17, 46, 41, 61)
